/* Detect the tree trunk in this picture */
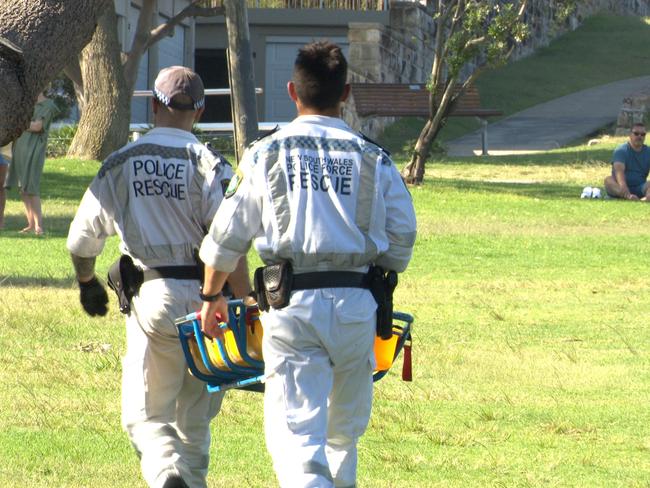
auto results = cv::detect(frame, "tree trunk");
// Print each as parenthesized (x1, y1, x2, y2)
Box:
(402, 76, 459, 184)
(0, 0, 111, 146)
(67, 8, 130, 161)
(224, 0, 259, 161)
(402, 117, 443, 185)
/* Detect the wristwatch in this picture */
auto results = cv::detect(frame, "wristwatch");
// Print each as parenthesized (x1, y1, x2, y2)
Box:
(199, 287, 222, 302)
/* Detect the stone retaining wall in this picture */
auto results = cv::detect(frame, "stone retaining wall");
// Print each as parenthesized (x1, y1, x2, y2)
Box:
(346, 0, 650, 137)
(616, 89, 650, 134)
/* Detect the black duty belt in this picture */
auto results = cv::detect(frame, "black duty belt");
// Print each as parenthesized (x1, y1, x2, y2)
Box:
(143, 266, 200, 282)
(292, 271, 370, 290)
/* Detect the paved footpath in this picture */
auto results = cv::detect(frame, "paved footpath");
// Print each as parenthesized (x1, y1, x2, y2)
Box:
(446, 76, 650, 157)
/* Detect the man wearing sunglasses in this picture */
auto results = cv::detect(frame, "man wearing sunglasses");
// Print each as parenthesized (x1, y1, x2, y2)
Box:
(604, 122, 650, 201)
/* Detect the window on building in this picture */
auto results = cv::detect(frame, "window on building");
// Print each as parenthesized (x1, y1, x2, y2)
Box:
(195, 49, 231, 122)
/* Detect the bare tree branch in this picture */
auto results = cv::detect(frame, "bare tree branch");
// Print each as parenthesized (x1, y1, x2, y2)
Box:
(123, 0, 155, 88)
(457, 63, 483, 95)
(130, 0, 155, 60)
(432, 1, 456, 88)
(63, 57, 82, 90)
(63, 56, 86, 111)
(439, 1, 464, 73)
(145, 1, 224, 51)
(463, 35, 487, 50)
(123, 0, 224, 88)
(517, 0, 528, 19)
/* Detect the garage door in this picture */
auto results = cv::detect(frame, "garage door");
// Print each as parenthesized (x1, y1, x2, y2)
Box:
(265, 37, 348, 122)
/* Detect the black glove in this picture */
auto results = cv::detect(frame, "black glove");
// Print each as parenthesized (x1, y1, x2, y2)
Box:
(78, 276, 109, 317)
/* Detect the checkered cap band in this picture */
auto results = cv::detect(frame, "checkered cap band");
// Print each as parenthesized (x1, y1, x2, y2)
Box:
(153, 66, 205, 111)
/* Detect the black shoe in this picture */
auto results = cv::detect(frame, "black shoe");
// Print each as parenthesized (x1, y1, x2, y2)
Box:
(162, 475, 189, 488)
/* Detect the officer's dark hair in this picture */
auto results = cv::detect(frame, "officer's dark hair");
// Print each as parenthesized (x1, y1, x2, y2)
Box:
(293, 40, 347, 110)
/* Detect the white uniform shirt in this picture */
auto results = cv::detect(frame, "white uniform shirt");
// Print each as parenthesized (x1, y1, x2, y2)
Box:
(200, 115, 416, 273)
(67, 127, 232, 268)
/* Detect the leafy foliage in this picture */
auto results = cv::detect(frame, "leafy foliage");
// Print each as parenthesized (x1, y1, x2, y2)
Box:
(47, 124, 78, 158)
(404, 0, 577, 184)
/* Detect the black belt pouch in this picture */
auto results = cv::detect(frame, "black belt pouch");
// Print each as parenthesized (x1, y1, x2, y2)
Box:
(253, 267, 269, 312)
(107, 255, 144, 314)
(256, 261, 293, 311)
(368, 265, 397, 339)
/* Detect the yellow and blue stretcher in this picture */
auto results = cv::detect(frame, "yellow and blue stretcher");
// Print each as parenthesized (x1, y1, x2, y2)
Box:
(176, 298, 413, 393)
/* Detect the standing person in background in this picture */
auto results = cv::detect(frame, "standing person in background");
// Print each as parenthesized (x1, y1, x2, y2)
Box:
(5, 89, 59, 235)
(67, 66, 251, 488)
(604, 122, 650, 201)
(198, 41, 417, 487)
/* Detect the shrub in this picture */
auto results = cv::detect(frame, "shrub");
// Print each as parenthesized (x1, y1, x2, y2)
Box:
(47, 124, 77, 158)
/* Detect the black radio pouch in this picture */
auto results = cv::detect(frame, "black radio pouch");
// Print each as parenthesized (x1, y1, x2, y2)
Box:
(253, 267, 269, 312)
(368, 265, 398, 339)
(253, 262, 293, 312)
(107, 255, 144, 314)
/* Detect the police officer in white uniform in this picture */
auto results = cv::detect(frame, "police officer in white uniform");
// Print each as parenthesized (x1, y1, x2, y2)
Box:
(66, 66, 250, 488)
(198, 42, 417, 487)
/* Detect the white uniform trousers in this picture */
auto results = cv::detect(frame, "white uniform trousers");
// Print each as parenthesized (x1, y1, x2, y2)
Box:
(262, 288, 376, 488)
(122, 278, 224, 488)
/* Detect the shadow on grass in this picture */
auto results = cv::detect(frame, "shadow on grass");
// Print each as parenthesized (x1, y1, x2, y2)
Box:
(433, 147, 613, 167)
(0, 275, 74, 289)
(0, 215, 74, 238)
(4, 161, 95, 204)
(41, 169, 93, 202)
(432, 178, 588, 200)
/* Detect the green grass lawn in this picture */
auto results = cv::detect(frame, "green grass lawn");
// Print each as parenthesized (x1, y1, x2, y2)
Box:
(1, 142, 649, 487)
(380, 13, 650, 156)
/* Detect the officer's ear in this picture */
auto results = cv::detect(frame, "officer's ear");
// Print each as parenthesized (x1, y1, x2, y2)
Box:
(193, 106, 205, 124)
(287, 81, 299, 103)
(340, 83, 351, 103)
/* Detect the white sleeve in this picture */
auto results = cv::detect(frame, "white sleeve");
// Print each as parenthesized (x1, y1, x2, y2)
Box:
(202, 162, 234, 229)
(66, 176, 117, 258)
(200, 155, 263, 272)
(374, 163, 417, 273)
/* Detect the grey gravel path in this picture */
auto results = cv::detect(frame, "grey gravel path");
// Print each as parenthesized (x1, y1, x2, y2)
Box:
(445, 76, 650, 156)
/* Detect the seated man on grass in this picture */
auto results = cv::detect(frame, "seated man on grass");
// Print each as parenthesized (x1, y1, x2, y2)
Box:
(604, 122, 650, 201)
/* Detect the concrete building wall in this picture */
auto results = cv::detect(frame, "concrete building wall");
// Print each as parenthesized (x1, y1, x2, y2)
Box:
(195, 8, 387, 122)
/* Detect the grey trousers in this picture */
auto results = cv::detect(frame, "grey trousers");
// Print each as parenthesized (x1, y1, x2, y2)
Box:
(122, 278, 224, 488)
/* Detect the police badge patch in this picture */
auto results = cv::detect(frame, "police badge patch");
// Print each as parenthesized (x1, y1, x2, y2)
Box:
(224, 168, 243, 198)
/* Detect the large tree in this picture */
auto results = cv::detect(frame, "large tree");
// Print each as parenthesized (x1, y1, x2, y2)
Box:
(66, 0, 225, 161)
(401, 0, 575, 184)
(0, 0, 111, 146)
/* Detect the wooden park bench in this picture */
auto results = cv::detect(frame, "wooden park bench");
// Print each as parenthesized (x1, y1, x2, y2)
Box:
(350, 83, 502, 155)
